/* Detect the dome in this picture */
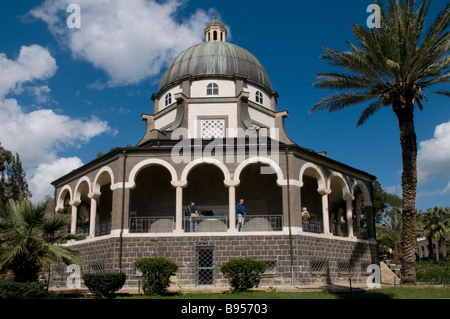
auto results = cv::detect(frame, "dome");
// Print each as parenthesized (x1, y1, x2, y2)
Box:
(158, 41, 273, 93)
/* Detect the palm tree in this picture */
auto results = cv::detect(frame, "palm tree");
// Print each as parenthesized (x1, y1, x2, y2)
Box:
(309, 0, 450, 283)
(418, 206, 450, 261)
(378, 213, 403, 263)
(0, 200, 83, 282)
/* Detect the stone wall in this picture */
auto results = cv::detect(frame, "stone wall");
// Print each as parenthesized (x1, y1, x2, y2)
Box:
(50, 233, 378, 290)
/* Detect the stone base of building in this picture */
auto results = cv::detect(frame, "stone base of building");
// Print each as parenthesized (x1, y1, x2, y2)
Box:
(50, 231, 378, 290)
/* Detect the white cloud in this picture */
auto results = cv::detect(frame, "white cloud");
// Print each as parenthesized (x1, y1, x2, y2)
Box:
(0, 44, 57, 98)
(29, 157, 83, 202)
(417, 120, 450, 183)
(0, 98, 112, 168)
(0, 44, 112, 201)
(30, 0, 210, 86)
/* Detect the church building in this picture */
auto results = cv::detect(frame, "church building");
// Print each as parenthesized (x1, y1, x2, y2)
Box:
(50, 19, 378, 289)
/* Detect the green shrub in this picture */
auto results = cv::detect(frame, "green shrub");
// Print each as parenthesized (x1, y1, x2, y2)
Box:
(220, 258, 266, 292)
(134, 257, 178, 295)
(0, 281, 49, 299)
(416, 260, 450, 284)
(83, 273, 126, 298)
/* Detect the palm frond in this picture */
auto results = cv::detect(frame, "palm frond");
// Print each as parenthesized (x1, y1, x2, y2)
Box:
(357, 101, 385, 127)
(310, 92, 378, 114)
(311, 0, 450, 126)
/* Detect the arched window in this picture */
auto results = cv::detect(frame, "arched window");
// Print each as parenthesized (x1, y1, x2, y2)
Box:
(207, 83, 219, 95)
(165, 93, 172, 106)
(255, 91, 263, 104)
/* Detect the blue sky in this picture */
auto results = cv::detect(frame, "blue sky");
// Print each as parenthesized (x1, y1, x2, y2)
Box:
(0, 0, 448, 210)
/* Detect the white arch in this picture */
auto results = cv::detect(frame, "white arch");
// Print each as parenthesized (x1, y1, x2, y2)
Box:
(298, 162, 326, 189)
(233, 156, 284, 185)
(327, 171, 351, 196)
(93, 166, 115, 193)
(74, 176, 92, 201)
(128, 159, 178, 189)
(56, 185, 72, 212)
(351, 180, 372, 206)
(181, 157, 231, 182)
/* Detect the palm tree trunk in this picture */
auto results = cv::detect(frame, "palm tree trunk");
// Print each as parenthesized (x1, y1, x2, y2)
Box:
(439, 238, 447, 261)
(427, 237, 434, 260)
(394, 100, 417, 284)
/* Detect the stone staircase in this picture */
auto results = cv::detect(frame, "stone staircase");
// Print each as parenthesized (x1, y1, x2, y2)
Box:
(381, 260, 400, 285)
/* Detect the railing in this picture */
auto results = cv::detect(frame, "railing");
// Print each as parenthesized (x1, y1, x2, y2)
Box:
(95, 219, 112, 237)
(330, 222, 348, 237)
(183, 216, 229, 233)
(76, 223, 89, 235)
(242, 215, 283, 232)
(302, 218, 323, 234)
(129, 217, 175, 233)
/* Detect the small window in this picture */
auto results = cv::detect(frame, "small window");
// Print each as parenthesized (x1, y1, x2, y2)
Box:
(201, 119, 225, 139)
(196, 246, 215, 285)
(255, 91, 263, 104)
(207, 83, 219, 95)
(165, 93, 172, 106)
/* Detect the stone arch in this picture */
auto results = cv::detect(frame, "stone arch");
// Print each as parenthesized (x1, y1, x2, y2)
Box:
(93, 166, 115, 193)
(298, 162, 326, 190)
(181, 157, 231, 183)
(233, 157, 284, 185)
(128, 159, 178, 189)
(327, 172, 351, 196)
(56, 185, 72, 212)
(129, 162, 176, 223)
(74, 176, 92, 202)
(351, 180, 372, 206)
(327, 172, 352, 237)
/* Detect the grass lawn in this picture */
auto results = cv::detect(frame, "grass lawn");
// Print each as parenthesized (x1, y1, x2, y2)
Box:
(119, 286, 450, 299)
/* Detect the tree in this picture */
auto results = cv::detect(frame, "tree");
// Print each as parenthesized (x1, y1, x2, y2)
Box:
(0, 200, 83, 282)
(418, 206, 450, 261)
(0, 143, 31, 207)
(309, 0, 450, 283)
(0, 143, 13, 207)
(6, 153, 31, 202)
(373, 180, 403, 223)
(378, 213, 403, 263)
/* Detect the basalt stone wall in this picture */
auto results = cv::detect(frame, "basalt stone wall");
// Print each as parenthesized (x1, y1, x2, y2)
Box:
(50, 234, 378, 290)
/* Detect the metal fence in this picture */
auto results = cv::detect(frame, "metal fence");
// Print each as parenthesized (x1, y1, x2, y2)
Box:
(302, 218, 323, 234)
(129, 217, 175, 233)
(183, 216, 228, 233)
(242, 215, 283, 232)
(95, 219, 111, 237)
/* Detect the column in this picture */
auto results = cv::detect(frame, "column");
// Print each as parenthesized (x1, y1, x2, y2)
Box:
(318, 188, 331, 235)
(88, 192, 100, 238)
(224, 180, 239, 232)
(69, 199, 80, 234)
(110, 185, 130, 233)
(343, 193, 355, 238)
(171, 181, 188, 233)
(355, 193, 363, 238)
(364, 200, 376, 240)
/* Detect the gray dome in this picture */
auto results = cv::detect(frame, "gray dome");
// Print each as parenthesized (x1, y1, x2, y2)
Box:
(158, 41, 273, 92)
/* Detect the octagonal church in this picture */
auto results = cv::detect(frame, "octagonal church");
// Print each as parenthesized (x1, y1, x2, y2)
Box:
(50, 19, 378, 289)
